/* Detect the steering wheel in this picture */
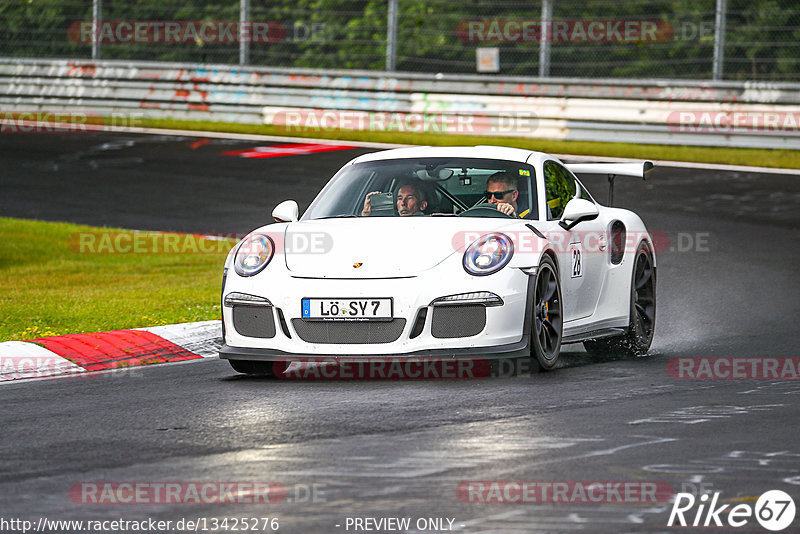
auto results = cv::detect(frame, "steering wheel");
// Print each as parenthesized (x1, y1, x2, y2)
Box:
(457, 203, 515, 219)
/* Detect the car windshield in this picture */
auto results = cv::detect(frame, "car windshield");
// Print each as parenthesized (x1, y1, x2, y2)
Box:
(302, 158, 537, 220)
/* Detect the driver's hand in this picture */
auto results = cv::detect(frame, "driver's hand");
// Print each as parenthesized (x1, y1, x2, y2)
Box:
(496, 202, 517, 217)
(361, 191, 381, 216)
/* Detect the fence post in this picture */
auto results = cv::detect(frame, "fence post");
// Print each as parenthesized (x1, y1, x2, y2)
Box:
(240, 0, 250, 65)
(386, 0, 398, 71)
(712, 0, 727, 80)
(539, 0, 552, 77)
(92, 0, 102, 60)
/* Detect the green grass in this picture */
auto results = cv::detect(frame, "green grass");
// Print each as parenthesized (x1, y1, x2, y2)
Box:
(0, 217, 235, 341)
(136, 117, 800, 169)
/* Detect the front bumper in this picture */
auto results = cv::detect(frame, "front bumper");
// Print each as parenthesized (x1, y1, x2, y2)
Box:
(221, 251, 535, 359)
(219, 338, 530, 362)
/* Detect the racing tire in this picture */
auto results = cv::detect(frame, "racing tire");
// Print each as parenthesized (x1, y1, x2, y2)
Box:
(228, 359, 277, 377)
(584, 243, 656, 358)
(530, 255, 563, 371)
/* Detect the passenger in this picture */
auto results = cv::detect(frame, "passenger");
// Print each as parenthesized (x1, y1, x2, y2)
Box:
(361, 183, 428, 216)
(485, 171, 530, 218)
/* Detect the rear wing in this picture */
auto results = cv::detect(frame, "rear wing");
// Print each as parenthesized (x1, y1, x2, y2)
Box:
(565, 161, 654, 205)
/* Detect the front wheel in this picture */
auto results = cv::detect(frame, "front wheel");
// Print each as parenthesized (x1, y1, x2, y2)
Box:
(584, 243, 656, 358)
(530, 255, 563, 371)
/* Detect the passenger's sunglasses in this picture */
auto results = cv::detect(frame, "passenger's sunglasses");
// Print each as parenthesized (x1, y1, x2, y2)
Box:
(484, 189, 515, 200)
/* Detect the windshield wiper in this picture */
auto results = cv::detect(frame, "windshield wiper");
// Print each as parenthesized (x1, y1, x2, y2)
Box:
(315, 215, 358, 220)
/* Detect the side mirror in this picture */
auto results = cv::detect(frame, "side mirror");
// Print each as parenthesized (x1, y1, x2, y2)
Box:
(559, 198, 599, 230)
(272, 200, 299, 223)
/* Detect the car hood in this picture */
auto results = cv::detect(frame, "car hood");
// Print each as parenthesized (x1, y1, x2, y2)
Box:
(282, 217, 518, 278)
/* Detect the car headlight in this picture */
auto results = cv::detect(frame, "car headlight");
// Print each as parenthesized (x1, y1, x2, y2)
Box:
(463, 233, 514, 276)
(234, 234, 274, 277)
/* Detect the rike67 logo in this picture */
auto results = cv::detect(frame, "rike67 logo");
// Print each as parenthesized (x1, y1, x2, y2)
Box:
(668, 490, 796, 531)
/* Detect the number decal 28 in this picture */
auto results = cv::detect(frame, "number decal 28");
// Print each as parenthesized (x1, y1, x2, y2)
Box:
(571, 247, 582, 278)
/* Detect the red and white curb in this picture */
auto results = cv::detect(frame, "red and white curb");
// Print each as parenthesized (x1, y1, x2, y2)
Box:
(0, 320, 221, 382)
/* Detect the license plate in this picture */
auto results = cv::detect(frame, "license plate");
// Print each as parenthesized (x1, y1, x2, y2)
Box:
(301, 298, 393, 321)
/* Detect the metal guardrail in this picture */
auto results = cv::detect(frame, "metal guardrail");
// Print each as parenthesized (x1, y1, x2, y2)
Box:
(2, 58, 799, 149)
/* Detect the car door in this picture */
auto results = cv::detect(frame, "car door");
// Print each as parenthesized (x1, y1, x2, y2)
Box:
(542, 160, 607, 322)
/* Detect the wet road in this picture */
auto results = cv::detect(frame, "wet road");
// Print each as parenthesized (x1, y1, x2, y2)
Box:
(1, 131, 799, 533)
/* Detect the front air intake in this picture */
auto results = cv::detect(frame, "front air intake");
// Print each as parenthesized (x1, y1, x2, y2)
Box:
(431, 305, 486, 338)
(291, 319, 406, 344)
(233, 306, 276, 338)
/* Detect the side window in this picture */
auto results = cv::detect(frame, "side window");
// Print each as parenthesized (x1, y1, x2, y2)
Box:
(543, 161, 578, 220)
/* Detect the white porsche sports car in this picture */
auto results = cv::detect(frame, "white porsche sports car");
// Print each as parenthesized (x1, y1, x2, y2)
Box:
(220, 146, 655, 376)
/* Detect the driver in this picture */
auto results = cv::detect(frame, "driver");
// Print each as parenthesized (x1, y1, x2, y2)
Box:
(361, 183, 428, 217)
(485, 171, 530, 218)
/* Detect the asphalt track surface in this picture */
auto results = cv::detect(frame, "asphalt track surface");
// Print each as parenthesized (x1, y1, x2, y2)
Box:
(1, 131, 800, 533)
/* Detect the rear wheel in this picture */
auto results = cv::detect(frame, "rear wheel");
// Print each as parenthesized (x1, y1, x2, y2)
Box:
(228, 359, 277, 377)
(584, 243, 655, 358)
(530, 255, 563, 371)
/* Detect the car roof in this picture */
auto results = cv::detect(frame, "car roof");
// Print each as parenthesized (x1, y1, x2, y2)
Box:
(348, 146, 554, 166)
